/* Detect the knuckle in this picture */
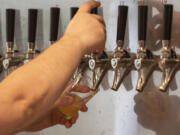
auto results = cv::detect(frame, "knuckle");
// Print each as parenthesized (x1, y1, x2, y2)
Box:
(99, 26, 105, 35)
(98, 16, 103, 20)
(81, 1, 94, 8)
(79, 3, 89, 11)
(82, 2, 89, 7)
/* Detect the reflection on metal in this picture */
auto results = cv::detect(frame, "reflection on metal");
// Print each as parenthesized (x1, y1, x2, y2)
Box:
(3, 42, 24, 76)
(159, 40, 180, 92)
(111, 40, 135, 91)
(135, 5, 158, 92)
(71, 55, 90, 86)
(135, 41, 158, 92)
(89, 52, 110, 90)
(135, 57, 158, 92)
(158, 4, 178, 92)
(24, 42, 40, 64)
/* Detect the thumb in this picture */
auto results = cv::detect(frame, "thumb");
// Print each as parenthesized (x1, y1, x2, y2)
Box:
(58, 95, 74, 106)
(78, 0, 100, 13)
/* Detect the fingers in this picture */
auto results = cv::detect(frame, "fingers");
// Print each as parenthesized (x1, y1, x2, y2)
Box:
(93, 14, 107, 40)
(58, 95, 74, 106)
(70, 113, 79, 124)
(63, 84, 90, 94)
(92, 14, 105, 26)
(64, 106, 87, 129)
(80, 105, 88, 112)
(68, 93, 82, 102)
(78, 0, 101, 13)
(64, 113, 79, 128)
(72, 84, 91, 93)
(58, 84, 74, 96)
(52, 109, 68, 125)
(54, 85, 74, 106)
(96, 45, 105, 54)
(65, 121, 72, 128)
(91, 14, 106, 34)
(65, 109, 85, 128)
(55, 84, 90, 106)
(57, 93, 81, 106)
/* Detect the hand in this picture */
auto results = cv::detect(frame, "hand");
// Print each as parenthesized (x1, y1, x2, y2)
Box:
(25, 84, 90, 132)
(64, 0, 106, 54)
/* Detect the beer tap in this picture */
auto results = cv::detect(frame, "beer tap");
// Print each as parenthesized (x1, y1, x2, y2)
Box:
(3, 9, 24, 75)
(24, 9, 39, 64)
(134, 5, 158, 92)
(111, 6, 135, 91)
(88, 8, 110, 90)
(50, 7, 60, 45)
(159, 4, 179, 92)
(89, 52, 109, 90)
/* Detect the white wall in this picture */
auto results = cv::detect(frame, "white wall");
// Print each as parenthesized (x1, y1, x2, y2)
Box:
(0, 0, 180, 135)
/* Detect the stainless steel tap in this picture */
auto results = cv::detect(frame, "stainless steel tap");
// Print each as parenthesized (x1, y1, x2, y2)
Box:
(159, 4, 179, 92)
(89, 52, 110, 90)
(134, 5, 158, 92)
(3, 9, 24, 75)
(111, 6, 135, 91)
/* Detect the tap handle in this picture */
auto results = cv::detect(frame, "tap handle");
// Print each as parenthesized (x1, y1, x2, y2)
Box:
(6, 9, 15, 42)
(71, 7, 79, 19)
(138, 5, 148, 41)
(28, 9, 38, 43)
(117, 6, 128, 41)
(50, 7, 60, 42)
(163, 4, 173, 40)
(91, 7, 98, 14)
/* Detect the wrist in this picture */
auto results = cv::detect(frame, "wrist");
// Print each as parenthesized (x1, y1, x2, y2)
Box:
(60, 34, 86, 56)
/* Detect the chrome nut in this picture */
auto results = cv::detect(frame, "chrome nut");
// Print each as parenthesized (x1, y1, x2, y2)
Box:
(111, 58, 118, 69)
(134, 59, 142, 70)
(89, 59, 96, 70)
(3, 59, 9, 69)
(24, 59, 30, 64)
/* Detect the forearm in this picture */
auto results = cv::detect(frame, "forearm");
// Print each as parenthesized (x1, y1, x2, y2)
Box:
(0, 36, 84, 133)
(0, 1, 105, 133)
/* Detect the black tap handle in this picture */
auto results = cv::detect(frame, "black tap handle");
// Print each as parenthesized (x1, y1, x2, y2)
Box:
(91, 7, 98, 14)
(164, 4, 173, 40)
(6, 9, 15, 42)
(117, 6, 128, 41)
(28, 9, 38, 43)
(71, 7, 79, 19)
(138, 6, 148, 41)
(50, 7, 60, 42)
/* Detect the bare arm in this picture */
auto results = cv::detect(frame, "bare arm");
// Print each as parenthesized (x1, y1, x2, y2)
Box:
(0, 1, 106, 134)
